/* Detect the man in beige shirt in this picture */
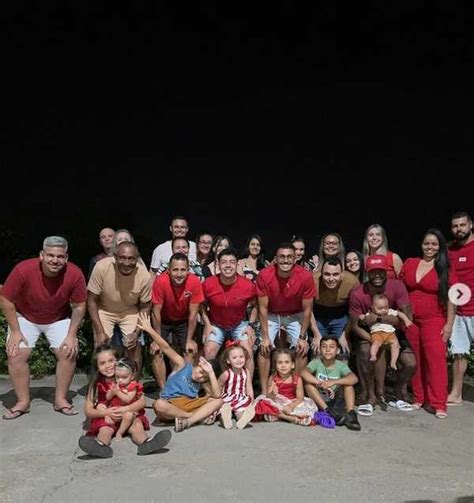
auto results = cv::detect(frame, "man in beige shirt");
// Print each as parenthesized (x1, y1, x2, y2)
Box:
(87, 241, 152, 369)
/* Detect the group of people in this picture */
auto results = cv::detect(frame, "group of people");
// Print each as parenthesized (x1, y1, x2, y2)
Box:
(0, 211, 472, 459)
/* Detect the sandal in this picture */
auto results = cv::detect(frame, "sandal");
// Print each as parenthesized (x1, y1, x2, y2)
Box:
(435, 410, 448, 419)
(411, 403, 423, 411)
(357, 404, 374, 417)
(294, 415, 312, 426)
(202, 411, 217, 425)
(53, 404, 79, 416)
(2, 408, 30, 420)
(388, 400, 413, 412)
(174, 417, 191, 433)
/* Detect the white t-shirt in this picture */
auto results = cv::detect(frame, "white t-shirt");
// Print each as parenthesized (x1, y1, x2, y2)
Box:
(150, 240, 197, 270)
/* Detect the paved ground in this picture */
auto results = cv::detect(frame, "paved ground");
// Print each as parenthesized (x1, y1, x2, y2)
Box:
(0, 374, 473, 503)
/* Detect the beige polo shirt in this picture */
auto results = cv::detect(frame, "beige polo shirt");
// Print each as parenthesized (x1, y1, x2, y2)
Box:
(87, 257, 152, 315)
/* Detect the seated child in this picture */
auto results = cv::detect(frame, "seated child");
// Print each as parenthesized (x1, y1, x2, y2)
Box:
(254, 348, 317, 426)
(97, 357, 143, 441)
(301, 336, 360, 430)
(359, 293, 412, 370)
(136, 313, 223, 433)
(218, 340, 256, 430)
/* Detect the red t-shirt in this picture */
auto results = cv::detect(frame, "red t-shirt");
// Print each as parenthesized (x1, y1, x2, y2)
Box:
(256, 264, 316, 315)
(203, 274, 256, 329)
(152, 272, 204, 323)
(449, 240, 474, 316)
(402, 258, 459, 319)
(1, 258, 87, 324)
(348, 279, 410, 317)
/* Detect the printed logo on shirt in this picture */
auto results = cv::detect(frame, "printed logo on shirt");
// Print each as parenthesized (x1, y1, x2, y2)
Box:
(459, 257, 467, 262)
(183, 290, 193, 298)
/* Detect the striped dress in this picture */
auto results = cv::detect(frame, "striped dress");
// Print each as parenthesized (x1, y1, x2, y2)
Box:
(222, 368, 252, 411)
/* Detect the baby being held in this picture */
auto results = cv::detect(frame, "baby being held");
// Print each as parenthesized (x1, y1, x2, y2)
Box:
(359, 293, 412, 370)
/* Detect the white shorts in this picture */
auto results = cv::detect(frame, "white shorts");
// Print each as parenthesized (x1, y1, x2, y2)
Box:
(8, 315, 71, 349)
(450, 315, 474, 355)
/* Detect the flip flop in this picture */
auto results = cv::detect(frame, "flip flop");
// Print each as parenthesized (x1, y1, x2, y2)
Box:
(54, 405, 79, 416)
(435, 410, 448, 419)
(2, 408, 30, 420)
(388, 400, 413, 412)
(357, 404, 374, 417)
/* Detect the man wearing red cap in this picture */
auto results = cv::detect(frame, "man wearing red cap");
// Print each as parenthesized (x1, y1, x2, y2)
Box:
(348, 254, 417, 416)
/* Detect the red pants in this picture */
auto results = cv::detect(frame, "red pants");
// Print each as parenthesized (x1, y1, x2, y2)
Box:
(405, 319, 447, 411)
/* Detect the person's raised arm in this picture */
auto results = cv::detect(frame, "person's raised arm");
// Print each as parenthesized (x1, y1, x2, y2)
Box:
(199, 357, 221, 398)
(114, 387, 137, 405)
(200, 303, 213, 344)
(185, 302, 201, 355)
(137, 312, 185, 369)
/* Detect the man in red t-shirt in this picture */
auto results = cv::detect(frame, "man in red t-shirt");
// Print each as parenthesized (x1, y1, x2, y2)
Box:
(447, 211, 474, 405)
(1, 236, 87, 419)
(256, 242, 315, 394)
(151, 253, 205, 389)
(349, 255, 417, 416)
(202, 248, 257, 378)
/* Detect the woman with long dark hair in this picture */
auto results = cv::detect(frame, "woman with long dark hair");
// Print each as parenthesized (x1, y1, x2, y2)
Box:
(237, 234, 269, 283)
(401, 228, 457, 418)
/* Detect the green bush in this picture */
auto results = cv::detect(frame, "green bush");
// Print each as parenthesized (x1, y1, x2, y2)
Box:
(0, 313, 94, 378)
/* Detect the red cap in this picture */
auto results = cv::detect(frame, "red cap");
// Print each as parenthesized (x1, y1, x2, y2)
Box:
(365, 254, 389, 272)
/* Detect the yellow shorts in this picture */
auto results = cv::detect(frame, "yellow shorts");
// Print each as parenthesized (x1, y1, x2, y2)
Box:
(168, 396, 209, 412)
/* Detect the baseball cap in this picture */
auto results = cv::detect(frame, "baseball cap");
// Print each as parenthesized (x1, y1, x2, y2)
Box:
(365, 254, 389, 272)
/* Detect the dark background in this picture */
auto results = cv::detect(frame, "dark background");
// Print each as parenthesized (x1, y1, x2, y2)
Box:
(1, 3, 473, 280)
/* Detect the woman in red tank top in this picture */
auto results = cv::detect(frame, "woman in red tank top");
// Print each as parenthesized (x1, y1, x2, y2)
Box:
(362, 223, 403, 279)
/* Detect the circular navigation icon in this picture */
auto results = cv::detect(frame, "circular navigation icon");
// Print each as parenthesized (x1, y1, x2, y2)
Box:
(448, 283, 472, 306)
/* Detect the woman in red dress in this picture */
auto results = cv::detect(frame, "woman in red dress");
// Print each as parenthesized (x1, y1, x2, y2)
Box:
(401, 228, 457, 418)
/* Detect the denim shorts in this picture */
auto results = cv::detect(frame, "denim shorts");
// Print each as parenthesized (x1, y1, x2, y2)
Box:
(450, 315, 474, 355)
(316, 315, 348, 338)
(267, 313, 302, 348)
(206, 320, 250, 345)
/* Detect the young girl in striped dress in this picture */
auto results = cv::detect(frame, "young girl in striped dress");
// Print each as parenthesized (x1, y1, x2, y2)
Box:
(217, 340, 256, 430)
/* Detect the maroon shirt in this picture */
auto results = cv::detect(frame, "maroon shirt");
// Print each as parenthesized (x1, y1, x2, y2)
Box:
(2, 258, 87, 324)
(349, 279, 410, 317)
(256, 264, 316, 315)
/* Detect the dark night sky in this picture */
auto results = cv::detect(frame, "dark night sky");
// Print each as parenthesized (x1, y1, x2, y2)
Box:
(1, 4, 473, 280)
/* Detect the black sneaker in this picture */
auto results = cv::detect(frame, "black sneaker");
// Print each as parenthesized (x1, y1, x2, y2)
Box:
(344, 410, 361, 431)
(137, 430, 172, 455)
(78, 436, 113, 458)
(326, 405, 345, 426)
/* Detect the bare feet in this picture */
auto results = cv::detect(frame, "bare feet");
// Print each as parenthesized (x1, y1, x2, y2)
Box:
(115, 434, 123, 442)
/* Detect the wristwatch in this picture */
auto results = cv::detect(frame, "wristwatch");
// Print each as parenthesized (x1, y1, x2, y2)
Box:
(298, 333, 308, 341)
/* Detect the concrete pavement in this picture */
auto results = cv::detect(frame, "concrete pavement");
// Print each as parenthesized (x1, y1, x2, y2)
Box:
(1, 374, 473, 503)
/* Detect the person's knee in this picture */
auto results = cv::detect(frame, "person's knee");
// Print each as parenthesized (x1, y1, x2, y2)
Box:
(204, 344, 218, 360)
(153, 399, 168, 413)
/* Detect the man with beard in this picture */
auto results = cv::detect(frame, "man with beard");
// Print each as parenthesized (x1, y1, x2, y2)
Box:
(1, 236, 87, 419)
(447, 211, 474, 405)
(257, 243, 316, 394)
(87, 241, 152, 370)
(202, 248, 257, 380)
(349, 255, 417, 416)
